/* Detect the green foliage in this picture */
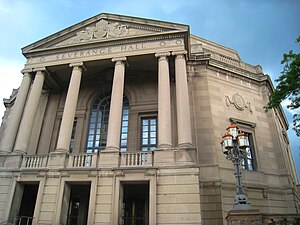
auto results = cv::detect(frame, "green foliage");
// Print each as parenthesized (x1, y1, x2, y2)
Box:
(265, 36, 300, 136)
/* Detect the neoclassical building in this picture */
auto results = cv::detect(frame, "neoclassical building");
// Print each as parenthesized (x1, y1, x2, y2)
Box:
(0, 13, 299, 225)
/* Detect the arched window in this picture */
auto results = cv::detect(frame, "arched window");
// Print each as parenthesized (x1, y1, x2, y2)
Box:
(86, 94, 129, 153)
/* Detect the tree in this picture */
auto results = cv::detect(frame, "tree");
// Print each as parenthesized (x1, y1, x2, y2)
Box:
(265, 36, 300, 136)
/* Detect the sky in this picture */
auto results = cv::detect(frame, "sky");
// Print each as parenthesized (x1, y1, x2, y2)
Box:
(0, 0, 299, 178)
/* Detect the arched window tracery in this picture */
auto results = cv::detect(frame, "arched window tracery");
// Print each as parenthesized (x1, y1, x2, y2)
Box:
(86, 94, 129, 153)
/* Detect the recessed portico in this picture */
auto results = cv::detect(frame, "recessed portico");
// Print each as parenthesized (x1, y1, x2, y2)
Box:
(2, 14, 194, 155)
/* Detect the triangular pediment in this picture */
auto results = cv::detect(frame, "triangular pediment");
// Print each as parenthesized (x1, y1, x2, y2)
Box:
(22, 13, 189, 56)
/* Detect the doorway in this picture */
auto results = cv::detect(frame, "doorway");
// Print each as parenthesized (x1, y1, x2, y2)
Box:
(120, 182, 149, 225)
(66, 184, 90, 225)
(10, 183, 39, 225)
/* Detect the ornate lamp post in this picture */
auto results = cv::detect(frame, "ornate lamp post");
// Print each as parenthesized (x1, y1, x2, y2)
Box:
(221, 124, 253, 210)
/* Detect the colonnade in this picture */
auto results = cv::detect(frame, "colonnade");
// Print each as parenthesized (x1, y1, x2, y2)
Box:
(0, 50, 193, 154)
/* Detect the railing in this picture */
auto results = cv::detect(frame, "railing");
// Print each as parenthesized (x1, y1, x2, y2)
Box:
(21, 155, 48, 169)
(67, 153, 97, 168)
(10, 151, 156, 170)
(0, 216, 34, 225)
(120, 151, 153, 167)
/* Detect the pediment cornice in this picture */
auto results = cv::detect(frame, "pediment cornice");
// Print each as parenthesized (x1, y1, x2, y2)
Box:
(24, 31, 187, 58)
(22, 13, 190, 57)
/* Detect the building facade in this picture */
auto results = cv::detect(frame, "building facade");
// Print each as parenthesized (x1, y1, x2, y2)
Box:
(0, 13, 299, 225)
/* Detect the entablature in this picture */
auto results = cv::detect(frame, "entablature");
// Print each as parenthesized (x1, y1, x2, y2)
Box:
(22, 13, 191, 69)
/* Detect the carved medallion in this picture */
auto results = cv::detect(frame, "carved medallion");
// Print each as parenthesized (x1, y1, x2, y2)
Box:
(233, 93, 244, 110)
(225, 93, 252, 113)
(73, 19, 131, 43)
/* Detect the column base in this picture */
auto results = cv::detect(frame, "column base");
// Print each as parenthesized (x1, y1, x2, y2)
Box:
(153, 148, 175, 166)
(157, 144, 173, 149)
(0, 148, 12, 155)
(48, 151, 68, 169)
(3, 154, 23, 169)
(0, 150, 10, 156)
(54, 148, 69, 153)
(12, 149, 27, 155)
(174, 147, 197, 165)
(177, 142, 194, 148)
(104, 146, 120, 152)
(99, 150, 119, 168)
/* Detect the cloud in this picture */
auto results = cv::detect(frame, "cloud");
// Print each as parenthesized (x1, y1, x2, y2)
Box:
(282, 99, 300, 115)
(0, 0, 34, 25)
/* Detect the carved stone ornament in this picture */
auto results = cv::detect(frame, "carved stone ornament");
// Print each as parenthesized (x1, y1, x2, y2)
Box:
(225, 93, 252, 113)
(74, 19, 131, 43)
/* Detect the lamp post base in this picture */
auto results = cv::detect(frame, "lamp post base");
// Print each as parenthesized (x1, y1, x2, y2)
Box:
(233, 194, 253, 210)
(226, 209, 262, 225)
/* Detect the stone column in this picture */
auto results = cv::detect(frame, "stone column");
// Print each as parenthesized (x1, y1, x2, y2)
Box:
(155, 52, 172, 148)
(105, 57, 126, 151)
(56, 62, 84, 153)
(0, 71, 32, 153)
(13, 68, 46, 154)
(172, 50, 193, 147)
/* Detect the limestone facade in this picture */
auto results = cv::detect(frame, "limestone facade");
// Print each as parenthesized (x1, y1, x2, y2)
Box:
(0, 13, 299, 225)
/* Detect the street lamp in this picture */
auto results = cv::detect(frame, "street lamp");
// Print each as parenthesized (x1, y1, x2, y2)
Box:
(221, 124, 253, 210)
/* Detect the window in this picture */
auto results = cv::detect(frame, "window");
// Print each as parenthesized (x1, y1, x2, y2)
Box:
(120, 104, 129, 152)
(86, 94, 129, 153)
(141, 117, 157, 151)
(230, 118, 257, 171)
(69, 119, 77, 153)
(241, 132, 256, 170)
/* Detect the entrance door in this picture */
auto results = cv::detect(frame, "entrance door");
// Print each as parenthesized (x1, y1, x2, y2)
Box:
(66, 184, 90, 225)
(121, 182, 149, 225)
(15, 183, 39, 225)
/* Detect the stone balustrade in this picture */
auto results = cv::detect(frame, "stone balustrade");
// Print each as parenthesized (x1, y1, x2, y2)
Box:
(120, 151, 153, 167)
(1, 148, 195, 170)
(21, 155, 48, 169)
(67, 153, 97, 168)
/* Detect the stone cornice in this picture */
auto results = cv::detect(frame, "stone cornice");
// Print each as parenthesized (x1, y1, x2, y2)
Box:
(23, 31, 187, 58)
(189, 53, 264, 82)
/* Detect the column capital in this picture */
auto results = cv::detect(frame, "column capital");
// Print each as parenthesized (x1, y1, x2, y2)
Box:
(172, 50, 187, 57)
(21, 68, 33, 74)
(21, 72, 32, 79)
(112, 57, 127, 64)
(69, 62, 86, 71)
(33, 67, 47, 72)
(155, 52, 171, 58)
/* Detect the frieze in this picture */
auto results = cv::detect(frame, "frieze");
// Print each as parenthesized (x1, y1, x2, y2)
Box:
(225, 93, 252, 113)
(25, 39, 185, 67)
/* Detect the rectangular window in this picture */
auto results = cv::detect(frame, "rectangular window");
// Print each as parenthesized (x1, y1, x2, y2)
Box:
(141, 117, 157, 151)
(241, 132, 256, 171)
(230, 118, 257, 171)
(120, 108, 129, 152)
(69, 119, 77, 153)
